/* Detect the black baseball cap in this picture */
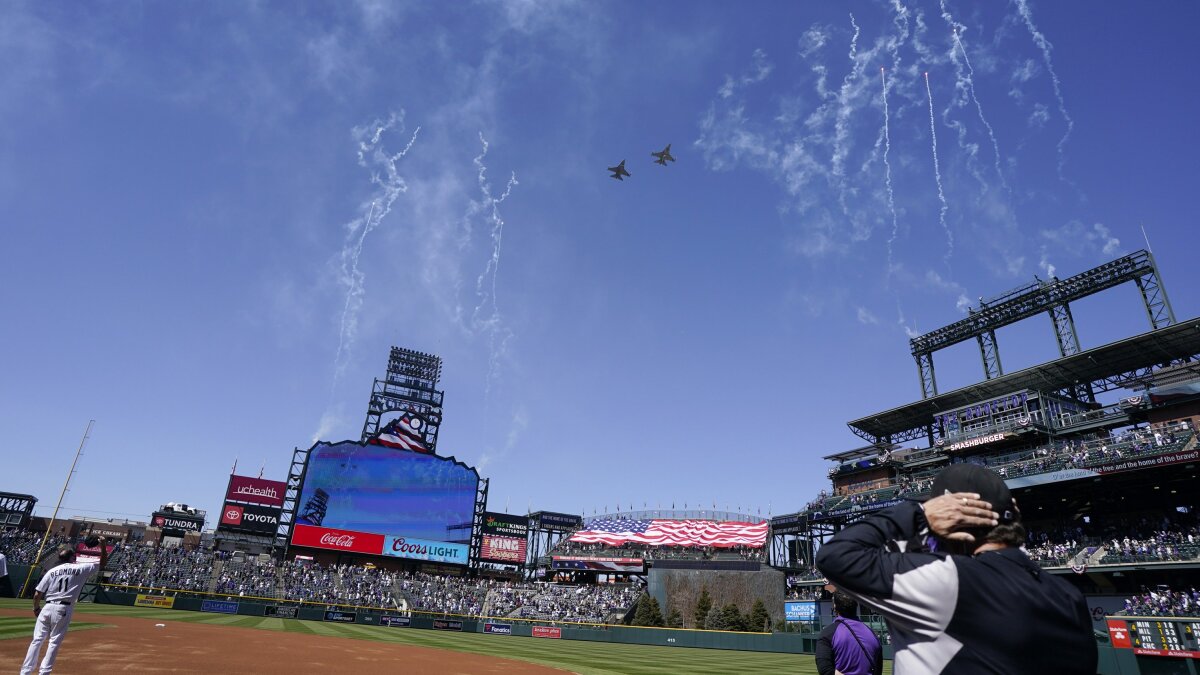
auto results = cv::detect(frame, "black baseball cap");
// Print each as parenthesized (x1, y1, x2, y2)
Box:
(929, 463, 1017, 524)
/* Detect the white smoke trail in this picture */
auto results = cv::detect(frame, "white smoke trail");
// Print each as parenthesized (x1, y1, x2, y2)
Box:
(924, 72, 952, 265)
(942, 4, 1008, 192)
(1014, 0, 1073, 182)
(881, 68, 901, 289)
(470, 133, 518, 401)
(831, 13, 862, 219)
(332, 112, 420, 387)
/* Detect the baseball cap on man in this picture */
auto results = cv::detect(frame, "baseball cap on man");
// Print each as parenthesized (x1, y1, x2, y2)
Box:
(929, 463, 1017, 524)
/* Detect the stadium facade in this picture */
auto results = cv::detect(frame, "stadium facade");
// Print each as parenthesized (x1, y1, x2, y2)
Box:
(769, 250, 1200, 633)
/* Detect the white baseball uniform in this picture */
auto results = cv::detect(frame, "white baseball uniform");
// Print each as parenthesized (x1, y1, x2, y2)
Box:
(21, 559, 99, 675)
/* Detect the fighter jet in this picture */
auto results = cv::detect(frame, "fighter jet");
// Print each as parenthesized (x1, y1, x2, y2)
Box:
(608, 160, 631, 181)
(651, 144, 676, 166)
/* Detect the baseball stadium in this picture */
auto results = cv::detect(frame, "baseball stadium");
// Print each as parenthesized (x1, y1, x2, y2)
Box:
(2, 250, 1199, 674)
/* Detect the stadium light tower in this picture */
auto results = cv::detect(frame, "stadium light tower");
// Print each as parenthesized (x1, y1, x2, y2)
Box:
(360, 347, 445, 453)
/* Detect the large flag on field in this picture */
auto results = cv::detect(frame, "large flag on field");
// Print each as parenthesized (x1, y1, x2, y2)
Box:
(568, 518, 767, 548)
(369, 414, 430, 454)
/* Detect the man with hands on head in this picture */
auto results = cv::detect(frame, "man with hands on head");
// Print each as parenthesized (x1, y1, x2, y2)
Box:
(816, 464, 1096, 675)
(22, 535, 108, 675)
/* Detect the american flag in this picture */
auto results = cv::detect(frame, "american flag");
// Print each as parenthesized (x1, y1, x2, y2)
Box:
(568, 518, 767, 548)
(369, 415, 430, 454)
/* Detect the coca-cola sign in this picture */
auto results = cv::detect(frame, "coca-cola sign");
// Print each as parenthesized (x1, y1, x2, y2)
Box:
(226, 475, 287, 507)
(383, 534, 469, 564)
(290, 524, 385, 555)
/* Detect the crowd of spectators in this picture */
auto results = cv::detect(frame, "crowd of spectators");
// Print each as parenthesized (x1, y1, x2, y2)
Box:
(488, 581, 641, 624)
(551, 539, 765, 562)
(1122, 587, 1200, 617)
(108, 545, 215, 592)
(804, 421, 1195, 514)
(0, 530, 69, 565)
(214, 555, 278, 598)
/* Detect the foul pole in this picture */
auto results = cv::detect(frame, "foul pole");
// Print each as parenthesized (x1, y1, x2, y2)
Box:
(20, 420, 94, 598)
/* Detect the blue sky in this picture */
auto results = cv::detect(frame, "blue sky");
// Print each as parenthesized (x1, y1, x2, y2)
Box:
(3, 1, 1198, 528)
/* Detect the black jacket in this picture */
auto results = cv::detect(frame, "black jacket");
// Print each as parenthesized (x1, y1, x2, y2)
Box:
(816, 501, 1097, 674)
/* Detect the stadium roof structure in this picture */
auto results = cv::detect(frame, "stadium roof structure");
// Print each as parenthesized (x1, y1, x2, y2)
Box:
(849, 318, 1200, 443)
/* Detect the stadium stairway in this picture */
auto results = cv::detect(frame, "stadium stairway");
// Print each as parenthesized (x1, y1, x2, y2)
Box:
(207, 559, 224, 595)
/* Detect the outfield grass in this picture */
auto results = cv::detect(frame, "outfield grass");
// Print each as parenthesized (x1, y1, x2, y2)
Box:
(0, 599, 891, 674)
(0, 614, 110, 642)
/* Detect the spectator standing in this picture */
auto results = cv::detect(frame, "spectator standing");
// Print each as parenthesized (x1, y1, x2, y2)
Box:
(815, 591, 883, 675)
(22, 537, 108, 675)
(816, 464, 1096, 674)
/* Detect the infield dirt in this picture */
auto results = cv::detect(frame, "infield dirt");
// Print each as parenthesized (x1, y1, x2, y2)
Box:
(0, 609, 570, 674)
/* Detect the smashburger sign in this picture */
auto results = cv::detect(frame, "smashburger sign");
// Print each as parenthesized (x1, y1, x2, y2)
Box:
(291, 524, 385, 555)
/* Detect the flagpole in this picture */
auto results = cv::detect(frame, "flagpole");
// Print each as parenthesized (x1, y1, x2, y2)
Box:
(22, 420, 94, 598)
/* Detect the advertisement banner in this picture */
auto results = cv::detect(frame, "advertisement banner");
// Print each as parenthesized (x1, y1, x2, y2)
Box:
(151, 513, 204, 534)
(480, 534, 527, 564)
(218, 501, 281, 535)
(381, 615, 411, 627)
(785, 601, 818, 622)
(73, 543, 116, 564)
(291, 524, 385, 556)
(1106, 620, 1131, 649)
(1094, 450, 1200, 476)
(383, 535, 470, 565)
(323, 610, 357, 623)
(484, 622, 513, 635)
(535, 512, 582, 532)
(551, 556, 644, 573)
(265, 605, 298, 618)
(201, 600, 240, 614)
(226, 475, 287, 507)
(481, 512, 529, 538)
(82, 525, 128, 541)
(433, 619, 463, 631)
(134, 594, 176, 609)
(532, 626, 562, 639)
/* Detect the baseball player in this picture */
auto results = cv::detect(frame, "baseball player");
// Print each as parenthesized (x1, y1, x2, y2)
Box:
(21, 536, 108, 675)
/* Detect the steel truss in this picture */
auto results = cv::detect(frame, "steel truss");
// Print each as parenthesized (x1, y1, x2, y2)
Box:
(360, 347, 445, 453)
(274, 444, 311, 552)
(468, 478, 488, 573)
(910, 250, 1176, 399)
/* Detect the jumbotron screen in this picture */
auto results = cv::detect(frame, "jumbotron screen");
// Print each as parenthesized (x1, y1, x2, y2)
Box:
(294, 441, 479, 558)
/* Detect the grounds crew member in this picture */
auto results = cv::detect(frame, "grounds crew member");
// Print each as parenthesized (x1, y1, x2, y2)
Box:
(22, 535, 108, 675)
(815, 590, 883, 675)
(816, 464, 1095, 674)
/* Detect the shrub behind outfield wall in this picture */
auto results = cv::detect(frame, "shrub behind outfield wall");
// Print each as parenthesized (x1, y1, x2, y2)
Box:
(651, 566, 785, 629)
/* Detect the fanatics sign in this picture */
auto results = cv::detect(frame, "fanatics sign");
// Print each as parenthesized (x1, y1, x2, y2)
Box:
(291, 524, 386, 555)
(226, 475, 287, 507)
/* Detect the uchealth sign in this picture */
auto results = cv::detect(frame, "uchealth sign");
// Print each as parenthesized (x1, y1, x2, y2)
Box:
(218, 501, 282, 535)
(384, 535, 469, 564)
(291, 523, 385, 555)
(225, 475, 287, 508)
